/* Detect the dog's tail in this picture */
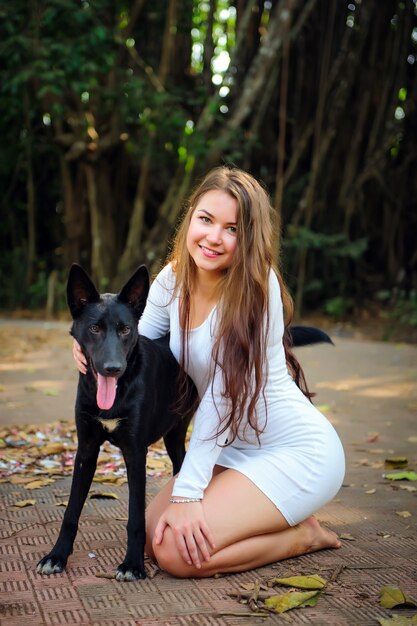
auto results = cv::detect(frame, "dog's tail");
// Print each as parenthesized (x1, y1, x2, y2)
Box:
(289, 325, 334, 347)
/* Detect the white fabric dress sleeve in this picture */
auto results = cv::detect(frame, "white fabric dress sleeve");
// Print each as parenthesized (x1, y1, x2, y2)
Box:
(171, 364, 231, 499)
(138, 264, 173, 340)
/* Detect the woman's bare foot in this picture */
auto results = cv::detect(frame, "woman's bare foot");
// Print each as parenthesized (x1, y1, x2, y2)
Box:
(299, 516, 341, 553)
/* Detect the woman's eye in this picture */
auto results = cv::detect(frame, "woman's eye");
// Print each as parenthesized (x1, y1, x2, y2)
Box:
(120, 326, 131, 336)
(228, 226, 237, 234)
(89, 325, 100, 334)
(200, 216, 211, 223)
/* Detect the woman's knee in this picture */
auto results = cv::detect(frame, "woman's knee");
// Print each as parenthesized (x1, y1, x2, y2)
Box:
(151, 529, 192, 578)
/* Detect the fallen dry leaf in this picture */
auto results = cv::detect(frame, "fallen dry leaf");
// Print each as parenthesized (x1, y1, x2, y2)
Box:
(9, 476, 39, 485)
(385, 457, 408, 469)
(269, 575, 327, 590)
(339, 533, 356, 541)
(13, 499, 36, 508)
(379, 586, 417, 609)
(397, 484, 417, 493)
(0, 421, 177, 487)
(240, 582, 258, 591)
(265, 590, 321, 613)
(41, 442, 67, 455)
(25, 478, 56, 489)
(395, 510, 412, 518)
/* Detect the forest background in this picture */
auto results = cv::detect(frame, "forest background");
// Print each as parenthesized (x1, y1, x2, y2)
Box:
(1, 0, 416, 335)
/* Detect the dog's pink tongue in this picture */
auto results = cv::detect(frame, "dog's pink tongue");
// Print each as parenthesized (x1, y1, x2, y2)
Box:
(96, 374, 117, 410)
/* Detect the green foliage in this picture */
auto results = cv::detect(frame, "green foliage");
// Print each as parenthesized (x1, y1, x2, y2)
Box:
(324, 296, 354, 321)
(284, 226, 368, 259)
(0, 0, 414, 317)
(0, 249, 27, 309)
(0, 251, 66, 311)
(377, 289, 417, 329)
(283, 226, 368, 311)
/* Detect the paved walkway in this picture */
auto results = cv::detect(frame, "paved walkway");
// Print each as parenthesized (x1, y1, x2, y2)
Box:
(1, 321, 417, 625)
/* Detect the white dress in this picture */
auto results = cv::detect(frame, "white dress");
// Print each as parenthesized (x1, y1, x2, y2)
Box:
(139, 263, 345, 526)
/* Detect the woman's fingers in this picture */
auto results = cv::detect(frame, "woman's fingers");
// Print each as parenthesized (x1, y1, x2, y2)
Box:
(155, 503, 215, 569)
(174, 529, 194, 566)
(72, 338, 87, 374)
(174, 523, 213, 568)
(154, 518, 168, 545)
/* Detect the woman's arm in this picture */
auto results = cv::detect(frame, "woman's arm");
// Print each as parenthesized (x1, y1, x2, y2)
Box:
(137, 263, 173, 339)
(154, 362, 231, 567)
(172, 369, 231, 498)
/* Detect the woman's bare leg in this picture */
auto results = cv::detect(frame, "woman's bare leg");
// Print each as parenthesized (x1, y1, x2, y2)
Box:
(145, 467, 340, 578)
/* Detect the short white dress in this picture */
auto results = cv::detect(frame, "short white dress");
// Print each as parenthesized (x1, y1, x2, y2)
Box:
(139, 264, 345, 526)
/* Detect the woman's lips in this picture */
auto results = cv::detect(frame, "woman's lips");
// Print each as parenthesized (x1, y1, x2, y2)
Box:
(199, 245, 221, 258)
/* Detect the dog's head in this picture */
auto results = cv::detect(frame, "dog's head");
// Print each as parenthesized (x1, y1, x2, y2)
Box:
(67, 264, 149, 410)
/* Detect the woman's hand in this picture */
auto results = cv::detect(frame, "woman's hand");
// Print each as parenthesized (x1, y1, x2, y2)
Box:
(154, 501, 215, 569)
(72, 339, 88, 374)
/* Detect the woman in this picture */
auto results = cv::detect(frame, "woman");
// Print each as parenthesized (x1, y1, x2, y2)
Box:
(73, 166, 345, 578)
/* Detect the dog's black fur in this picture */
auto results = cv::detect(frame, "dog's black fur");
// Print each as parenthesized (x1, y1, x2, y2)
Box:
(37, 263, 333, 582)
(37, 263, 196, 581)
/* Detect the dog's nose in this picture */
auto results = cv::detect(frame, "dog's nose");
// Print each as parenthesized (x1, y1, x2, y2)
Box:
(104, 363, 122, 376)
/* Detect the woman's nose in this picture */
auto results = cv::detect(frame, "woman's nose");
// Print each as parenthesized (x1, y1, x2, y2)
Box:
(206, 226, 222, 243)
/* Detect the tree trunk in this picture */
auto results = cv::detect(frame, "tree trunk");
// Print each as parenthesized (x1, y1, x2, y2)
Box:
(60, 158, 89, 270)
(85, 163, 117, 287)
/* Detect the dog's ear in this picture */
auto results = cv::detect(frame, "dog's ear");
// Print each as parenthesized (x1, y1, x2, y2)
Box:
(118, 265, 150, 318)
(67, 264, 100, 318)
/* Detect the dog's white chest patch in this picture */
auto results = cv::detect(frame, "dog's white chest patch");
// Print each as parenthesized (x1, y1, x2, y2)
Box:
(98, 417, 123, 433)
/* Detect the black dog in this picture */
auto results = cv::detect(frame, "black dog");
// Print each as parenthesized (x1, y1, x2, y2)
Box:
(37, 263, 333, 582)
(37, 263, 196, 581)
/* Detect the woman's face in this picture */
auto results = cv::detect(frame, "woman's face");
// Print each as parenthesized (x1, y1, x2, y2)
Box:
(186, 189, 238, 280)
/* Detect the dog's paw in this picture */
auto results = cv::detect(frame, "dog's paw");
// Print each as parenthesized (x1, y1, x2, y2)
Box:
(36, 555, 66, 575)
(116, 562, 146, 581)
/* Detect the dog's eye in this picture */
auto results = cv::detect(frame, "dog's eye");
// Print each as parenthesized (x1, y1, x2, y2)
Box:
(89, 325, 100, 334)
(120, 326, 131, 336)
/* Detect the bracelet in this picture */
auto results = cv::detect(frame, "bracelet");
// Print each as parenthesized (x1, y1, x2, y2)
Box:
(169, 497, 202, 504)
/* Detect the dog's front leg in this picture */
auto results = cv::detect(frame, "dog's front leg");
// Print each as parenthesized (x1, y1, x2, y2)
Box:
(116, 445, 147, 581)
(37, 440, 100, 575)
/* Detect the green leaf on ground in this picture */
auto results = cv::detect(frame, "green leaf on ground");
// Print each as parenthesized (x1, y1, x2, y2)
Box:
(384, 471, 417, 481)
(270, 575, 327, 590)
(379, 586, 417, 609)
(44, 389, 60, 396)
(265, 590, 321, 613)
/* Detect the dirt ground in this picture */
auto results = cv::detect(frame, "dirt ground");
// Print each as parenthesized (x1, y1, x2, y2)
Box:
(0, 318, 416, 435)
(0, 320, 76, 426)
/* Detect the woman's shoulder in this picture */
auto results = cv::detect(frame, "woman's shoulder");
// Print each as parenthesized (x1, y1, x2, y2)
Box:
(151, 262, 176, 289)
(268, 267, 281, 295)
(145, 263, 178, 307)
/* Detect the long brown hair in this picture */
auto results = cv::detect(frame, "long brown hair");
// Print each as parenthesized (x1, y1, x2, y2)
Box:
(169, 166, 312, 443)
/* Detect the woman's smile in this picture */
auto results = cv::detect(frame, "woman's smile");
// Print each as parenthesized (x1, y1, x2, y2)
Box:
(199, 245, 222, 258)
